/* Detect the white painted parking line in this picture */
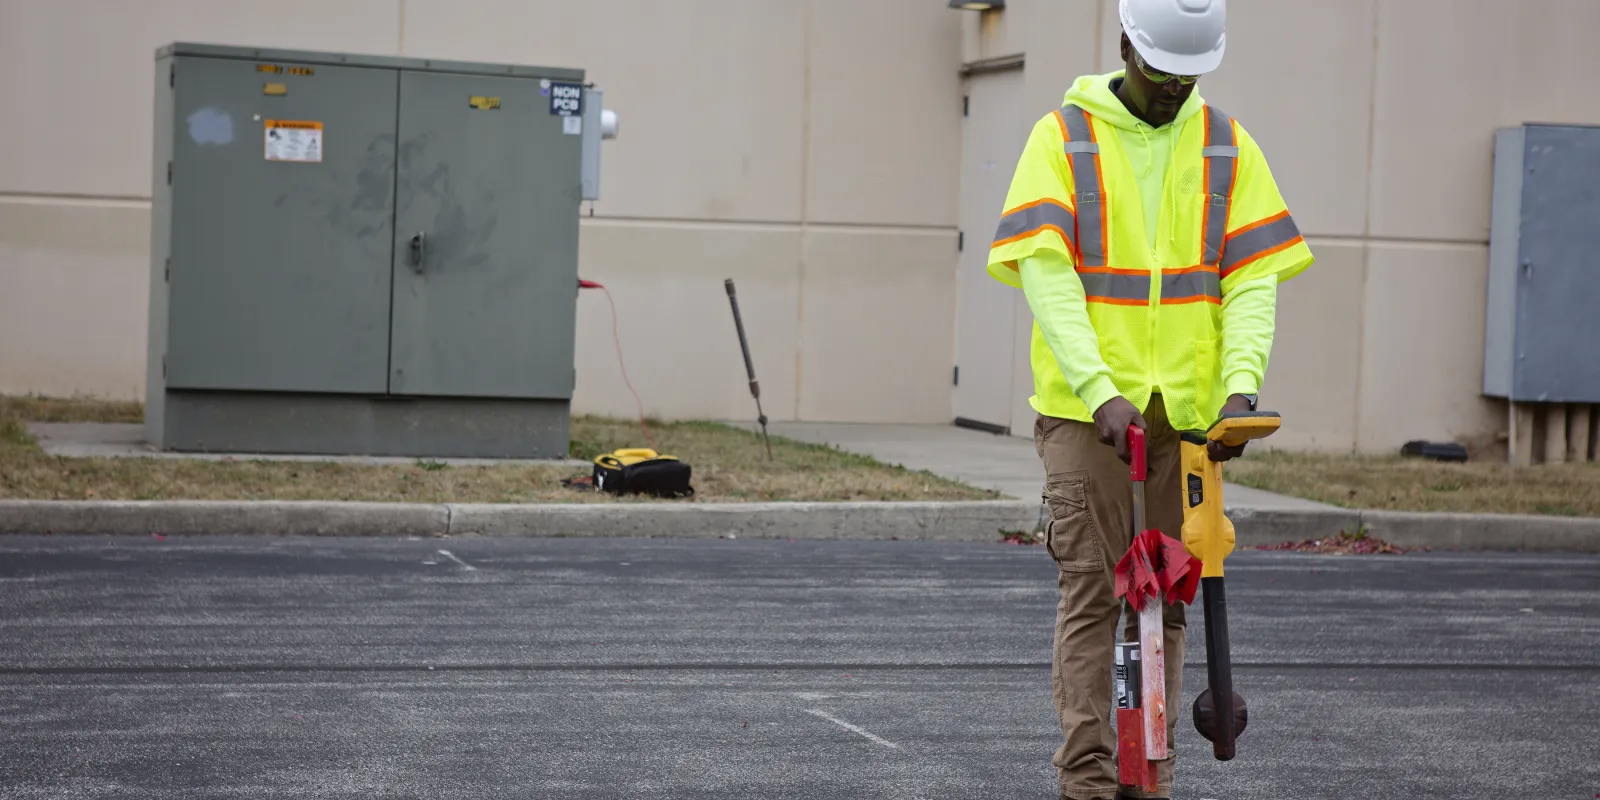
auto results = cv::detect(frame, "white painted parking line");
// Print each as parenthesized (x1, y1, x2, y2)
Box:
(436, 550, 476, 571)
(804, 709, 899, 749)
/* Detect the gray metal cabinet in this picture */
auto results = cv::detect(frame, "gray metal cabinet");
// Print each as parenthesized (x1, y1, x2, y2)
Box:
(146, 43, 597, 459)
(1485, 124, 1600, 403)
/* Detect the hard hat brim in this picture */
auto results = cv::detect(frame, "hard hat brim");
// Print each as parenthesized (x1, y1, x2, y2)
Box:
(1131, 38, 1226, 77)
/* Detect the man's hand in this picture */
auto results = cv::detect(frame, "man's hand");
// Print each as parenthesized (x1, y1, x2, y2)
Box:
(1208, 394, 1257, 462)
(1092, 397, 1146, 465)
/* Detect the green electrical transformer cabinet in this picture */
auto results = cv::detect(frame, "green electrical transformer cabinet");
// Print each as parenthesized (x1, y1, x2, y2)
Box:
(145, 42, 615, 459)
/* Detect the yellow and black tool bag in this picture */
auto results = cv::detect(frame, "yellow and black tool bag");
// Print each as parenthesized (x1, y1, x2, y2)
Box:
(592, 449, 695, 498)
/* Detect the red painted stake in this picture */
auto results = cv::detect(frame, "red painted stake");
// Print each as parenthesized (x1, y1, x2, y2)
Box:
(1116, 708, 1145, 787)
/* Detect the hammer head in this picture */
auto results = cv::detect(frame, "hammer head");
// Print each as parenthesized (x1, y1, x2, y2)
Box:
(1116, 707, 1156, 791)
(1192, 687, 1249, 760)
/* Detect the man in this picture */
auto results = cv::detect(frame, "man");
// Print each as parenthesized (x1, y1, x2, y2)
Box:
(986, 1, 1313, 798)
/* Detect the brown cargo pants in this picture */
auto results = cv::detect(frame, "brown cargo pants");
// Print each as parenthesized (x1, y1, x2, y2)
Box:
(1036, 395, 1186, 800)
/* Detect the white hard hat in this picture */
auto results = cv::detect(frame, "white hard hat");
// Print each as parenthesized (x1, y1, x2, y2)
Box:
(1119, 0, 1227, 77)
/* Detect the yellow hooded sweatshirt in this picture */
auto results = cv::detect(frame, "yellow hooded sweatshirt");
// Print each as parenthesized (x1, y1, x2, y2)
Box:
(1018, 71, 1279, 419)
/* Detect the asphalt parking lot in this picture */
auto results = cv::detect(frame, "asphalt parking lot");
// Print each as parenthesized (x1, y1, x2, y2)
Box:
(0, 535, 1596, 799)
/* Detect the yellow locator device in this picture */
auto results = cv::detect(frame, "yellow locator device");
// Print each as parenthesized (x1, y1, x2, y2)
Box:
(1179, 410, 1281, 763)
(1180, 411, 1282, 578)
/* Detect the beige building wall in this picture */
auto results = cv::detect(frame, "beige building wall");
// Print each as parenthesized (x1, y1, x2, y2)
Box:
(7, 0, 1599, 454)
(0, 0, 963, 424)
(960, 0, 1600, 453)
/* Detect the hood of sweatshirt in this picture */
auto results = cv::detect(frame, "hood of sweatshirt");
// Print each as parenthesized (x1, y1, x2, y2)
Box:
(1063, 70, 1206, 250)
(1062, 69, 1206, 133)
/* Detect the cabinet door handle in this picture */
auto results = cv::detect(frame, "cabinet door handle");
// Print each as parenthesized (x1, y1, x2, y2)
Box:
(409, 232, 426, 273)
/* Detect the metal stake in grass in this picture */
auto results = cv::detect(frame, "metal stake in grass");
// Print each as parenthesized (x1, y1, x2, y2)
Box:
(725, 279, 772, 461)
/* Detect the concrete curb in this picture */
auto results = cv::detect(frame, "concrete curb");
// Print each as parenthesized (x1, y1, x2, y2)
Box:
(1359, 509, 1600, 553)
(0, 500, 1042, 543)
(1228, 506, 1600, 553)
(1227, 506, 1364, 548)
(0, 500, 1596, 552)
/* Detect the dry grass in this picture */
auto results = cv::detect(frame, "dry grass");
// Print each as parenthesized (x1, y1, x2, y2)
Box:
(1, 395, 143, 424)
(0, 395, 996, 504)
(1227, 448, 1600, 517)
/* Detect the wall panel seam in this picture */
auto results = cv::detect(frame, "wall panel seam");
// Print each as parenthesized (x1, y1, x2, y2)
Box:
(0, 198, 961, 236)
(1304, 234, 1487, 249)
(1352, 0, 1383, 452)
(0, 192, 152, 207)
(795, 0, 815, 421)
(582, 217, 956, 235)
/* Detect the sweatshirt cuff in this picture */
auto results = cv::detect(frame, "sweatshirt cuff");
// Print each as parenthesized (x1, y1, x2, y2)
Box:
(1077, 374, 1123, 416)
(1224, 370, 1262, 398)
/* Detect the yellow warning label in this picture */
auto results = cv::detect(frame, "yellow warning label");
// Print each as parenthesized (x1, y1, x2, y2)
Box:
(265, 120, 322, 130)
(257, 64, 314, 76)
(263, 82, 288, 96)
(469, 95, 502, 110)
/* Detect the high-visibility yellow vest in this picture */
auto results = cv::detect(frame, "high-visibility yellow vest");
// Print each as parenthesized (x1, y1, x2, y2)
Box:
(988, 102, 1313, 433)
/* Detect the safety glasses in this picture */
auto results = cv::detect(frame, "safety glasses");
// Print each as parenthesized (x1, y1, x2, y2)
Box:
(1134, 50, 1198, 85)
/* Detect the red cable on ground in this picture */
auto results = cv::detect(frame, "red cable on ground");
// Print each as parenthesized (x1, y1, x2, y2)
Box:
(580, 279, 656, 451)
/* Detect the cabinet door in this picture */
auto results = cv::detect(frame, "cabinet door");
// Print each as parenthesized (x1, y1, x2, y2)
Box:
(388, 70, 582, 399)
(166, 57, 398, 393)
(1513, 126, 1600, 401)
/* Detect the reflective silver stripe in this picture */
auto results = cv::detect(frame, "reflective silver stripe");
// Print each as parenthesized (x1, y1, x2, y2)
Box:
(1202, 105, 1236, 267)
(1161, 270, 1221, 302)
(1063, 141, 1100, 154)
(1059, 106, 1105, 267)
(993, 201, 1077, 250)
(1079, 271, 1150, 303)
(1206, 105, 1236, 147)
(1221, 213, 1302, 275)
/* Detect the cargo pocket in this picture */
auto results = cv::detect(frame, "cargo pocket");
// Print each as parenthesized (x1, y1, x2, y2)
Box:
(1043, 475, 1102, 573)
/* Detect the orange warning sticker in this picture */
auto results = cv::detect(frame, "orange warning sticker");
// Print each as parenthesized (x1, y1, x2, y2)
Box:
(264, 120, 323, 163)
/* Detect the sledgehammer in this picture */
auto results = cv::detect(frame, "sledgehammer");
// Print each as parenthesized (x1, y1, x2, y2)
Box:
(724, 279, 773, 461)
(1115, 425, 1165, 793)
(1179, 410, 1281, 760)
